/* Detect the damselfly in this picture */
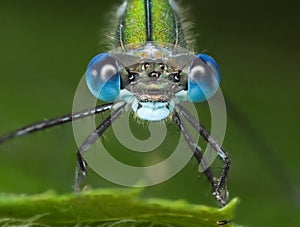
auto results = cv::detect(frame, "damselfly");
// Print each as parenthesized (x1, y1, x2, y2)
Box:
(0, 0, 230, 207)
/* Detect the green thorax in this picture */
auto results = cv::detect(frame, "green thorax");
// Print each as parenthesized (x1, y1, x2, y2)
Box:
(115, 0, 186, 48)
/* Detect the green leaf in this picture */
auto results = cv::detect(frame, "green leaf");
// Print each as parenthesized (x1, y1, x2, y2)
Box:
(0, 189, 239, 226)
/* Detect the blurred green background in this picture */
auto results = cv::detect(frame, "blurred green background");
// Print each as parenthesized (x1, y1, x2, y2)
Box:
(0, 0, 299, 226)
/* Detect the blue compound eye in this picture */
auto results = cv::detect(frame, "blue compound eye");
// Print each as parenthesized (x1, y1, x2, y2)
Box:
(187, 54, 221, 102)
(86, 53, 120, 102)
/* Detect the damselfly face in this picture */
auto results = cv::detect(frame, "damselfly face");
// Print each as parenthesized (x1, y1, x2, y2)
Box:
(121, 60, 182, 121)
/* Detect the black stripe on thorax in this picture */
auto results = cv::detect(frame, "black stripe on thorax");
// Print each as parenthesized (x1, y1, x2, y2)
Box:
(145, 0, 152, 41)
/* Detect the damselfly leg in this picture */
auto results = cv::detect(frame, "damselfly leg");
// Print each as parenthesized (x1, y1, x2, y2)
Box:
(0, 103, 114, 144)
(74, 102, 127, 191)
(174, 107, 230, 206)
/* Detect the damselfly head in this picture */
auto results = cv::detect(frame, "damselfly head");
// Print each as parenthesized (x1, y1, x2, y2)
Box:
(85, 42, 221, 121)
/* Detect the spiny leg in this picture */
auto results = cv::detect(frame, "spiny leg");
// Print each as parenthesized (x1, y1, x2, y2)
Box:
(176, 104, 231, 207)
(74, 102, 127, 192)
(174, 111, 216, 188)
(0, 103, 114, 144)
